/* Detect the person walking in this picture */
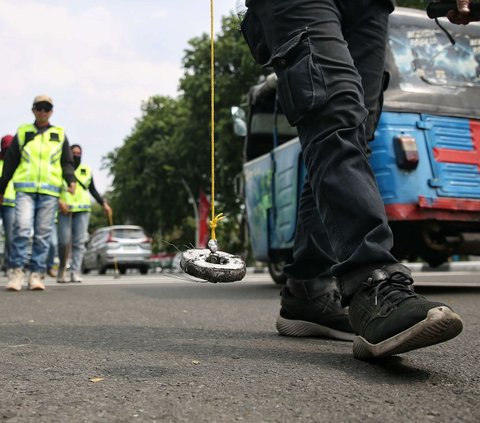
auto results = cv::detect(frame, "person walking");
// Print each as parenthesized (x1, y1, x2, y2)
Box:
(57, 144, 111, 283)
(240, 0, 464, 359)
(0, 134, 16, 275)
(0, 95, 76, 291)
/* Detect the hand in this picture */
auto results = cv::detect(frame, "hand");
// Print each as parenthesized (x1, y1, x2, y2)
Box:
(67, 182, 76, 194)
(0, 194, 3, 206)
(58, 200, 70, 214)
(447, 1, 480, 25)
(103, 202, 112, 217)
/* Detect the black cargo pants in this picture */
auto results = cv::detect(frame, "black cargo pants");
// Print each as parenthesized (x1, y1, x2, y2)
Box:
(243, 0, 401, 304)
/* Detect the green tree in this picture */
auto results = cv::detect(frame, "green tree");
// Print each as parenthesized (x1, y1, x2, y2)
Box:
(105, 14, 266, 253)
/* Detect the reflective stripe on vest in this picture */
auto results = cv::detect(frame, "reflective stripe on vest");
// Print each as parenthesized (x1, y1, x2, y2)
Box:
(14, 124, 65, 197)
(60, 164, 92, 212)
(0, 160, 16, 207)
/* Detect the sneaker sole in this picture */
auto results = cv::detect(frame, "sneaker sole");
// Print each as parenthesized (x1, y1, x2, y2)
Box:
(6, 285, 22, 292)
(29, 284, 45, 291)
(353, 306, 463, 360)
(276, 315, 354, 341)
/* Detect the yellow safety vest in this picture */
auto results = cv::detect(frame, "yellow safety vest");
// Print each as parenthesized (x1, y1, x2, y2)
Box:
(14, 124, 65, 197)
(0, 160, 16, 207)
(60, 164, 92, 212)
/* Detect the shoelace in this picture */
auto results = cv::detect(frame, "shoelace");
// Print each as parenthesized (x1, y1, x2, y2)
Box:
(365, 271, 416, 309)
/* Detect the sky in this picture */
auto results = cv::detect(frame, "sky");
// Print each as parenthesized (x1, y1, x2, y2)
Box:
(0, 0, 237, 194)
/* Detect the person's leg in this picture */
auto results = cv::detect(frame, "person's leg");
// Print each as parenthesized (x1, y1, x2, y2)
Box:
(57, 212, 72, 282)
(283, 181, 336, 281)
(249, 0, 462, 358)
(6, 192, 35, 290)
(249, 0, 392, 340)
(28, 194, 58, 277)
(1, 205, 15, 273)
(250, 0, 397, 294)
(69, 212, 90, 281)
(46, 221, 58, 276)
(277, 180, 353, 340)
(9, 192, 34, 270)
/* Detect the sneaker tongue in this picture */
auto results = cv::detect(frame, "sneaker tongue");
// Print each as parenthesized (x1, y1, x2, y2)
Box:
(389, 271, 414, 286)
(375, 274, 414, 306)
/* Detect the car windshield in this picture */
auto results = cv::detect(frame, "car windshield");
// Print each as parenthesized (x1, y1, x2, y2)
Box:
(389, 23, 480, 90)
(111, 228, 145, 239)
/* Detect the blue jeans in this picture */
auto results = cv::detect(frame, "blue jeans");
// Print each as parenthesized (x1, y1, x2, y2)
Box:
(58, 212, 90, 272)
(247, 0, 398, 303)
(1, 205, 15, 270)
(47, 222, 58, 269)
(9, 192, 58, 273)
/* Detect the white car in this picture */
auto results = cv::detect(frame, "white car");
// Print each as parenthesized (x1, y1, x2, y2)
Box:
(82, 225, 152, 275)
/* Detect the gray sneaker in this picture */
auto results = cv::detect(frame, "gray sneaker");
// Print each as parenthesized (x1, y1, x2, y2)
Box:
(28, 272, 45, 291)
(276, 283, 354, 341)
(6, 268, 25, 291)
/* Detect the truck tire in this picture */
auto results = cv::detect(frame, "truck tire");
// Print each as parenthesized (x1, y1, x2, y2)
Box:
(268, 261, 287, 285)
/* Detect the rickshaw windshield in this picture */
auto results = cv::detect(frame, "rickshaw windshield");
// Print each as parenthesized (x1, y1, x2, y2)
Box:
(389, 24, 480, 90)
(384, 9, 480, 119)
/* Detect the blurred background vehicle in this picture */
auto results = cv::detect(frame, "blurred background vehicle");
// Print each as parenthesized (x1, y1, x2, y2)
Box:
(148, 252, 176, 272)
(82, 225, 151, 275)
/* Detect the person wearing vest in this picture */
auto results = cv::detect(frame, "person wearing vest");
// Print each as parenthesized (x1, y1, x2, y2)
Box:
(0, 95, 76, 291)
(57, 144, 111, 283)
(0, 134, 16, 275)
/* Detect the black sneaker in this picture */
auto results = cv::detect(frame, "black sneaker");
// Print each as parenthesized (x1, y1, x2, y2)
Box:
(276, 285, 354, 341)
(349, 268, 463, 360)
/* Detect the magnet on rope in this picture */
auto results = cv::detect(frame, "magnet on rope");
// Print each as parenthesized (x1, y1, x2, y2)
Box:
(180, 248, 246, 283)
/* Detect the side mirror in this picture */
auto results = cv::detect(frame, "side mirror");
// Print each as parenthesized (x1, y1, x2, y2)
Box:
(233, 172, 244, 199)
(231, 106, 247, 137)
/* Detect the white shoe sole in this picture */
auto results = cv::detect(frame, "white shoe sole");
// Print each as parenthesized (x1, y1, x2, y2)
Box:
(353, 306, 463, 360)
(29, 283, 45, 291)
(6, 284, 22, 292)
(276, 315, 355, 341)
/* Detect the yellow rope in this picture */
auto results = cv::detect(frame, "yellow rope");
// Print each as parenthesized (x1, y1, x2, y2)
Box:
(107, 209, 119, 274)
(209, 0, 223, 241)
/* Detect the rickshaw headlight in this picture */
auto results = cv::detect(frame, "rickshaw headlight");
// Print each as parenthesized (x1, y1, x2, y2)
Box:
(393, 134, 419, 170)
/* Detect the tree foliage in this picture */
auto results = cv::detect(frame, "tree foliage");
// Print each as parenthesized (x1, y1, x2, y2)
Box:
(104, 15, 267, 252)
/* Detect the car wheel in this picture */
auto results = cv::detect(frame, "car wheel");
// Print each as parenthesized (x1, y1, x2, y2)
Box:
(97, 257, 107, 275)
(119, 267, 127, 275)
(140, 265, 149, 275)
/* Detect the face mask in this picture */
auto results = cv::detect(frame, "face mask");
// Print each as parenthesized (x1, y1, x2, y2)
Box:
(73, 155, 81, 168)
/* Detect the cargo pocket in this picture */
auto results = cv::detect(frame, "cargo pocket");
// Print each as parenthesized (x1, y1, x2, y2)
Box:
(240, 9, 270, 65)
(268, 30, 327, 126)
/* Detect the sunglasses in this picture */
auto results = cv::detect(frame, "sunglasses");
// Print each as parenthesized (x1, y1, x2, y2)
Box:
(34, 104, 53, 112)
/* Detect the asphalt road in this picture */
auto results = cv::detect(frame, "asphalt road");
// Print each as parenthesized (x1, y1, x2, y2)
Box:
(0, 272, 479, 423)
